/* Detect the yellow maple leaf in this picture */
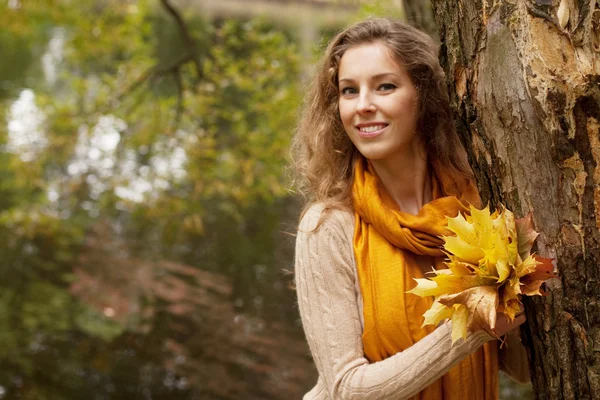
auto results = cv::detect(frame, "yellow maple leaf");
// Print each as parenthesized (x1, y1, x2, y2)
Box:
(446, 259, 475, 276)
(498, 275, 522, 321)
(451, 304, 469, 342)
(516, 254, 540, 278)
(422, 300, 453, 328)
(443, 235, 484, 265)
(446, 212, 478, 247)
(420, 301, 470, 342)
(408, 278, 440, 297)
(407, 270, 491, 298)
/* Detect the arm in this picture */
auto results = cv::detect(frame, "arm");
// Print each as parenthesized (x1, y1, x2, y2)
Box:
(295, 207, 494, 400)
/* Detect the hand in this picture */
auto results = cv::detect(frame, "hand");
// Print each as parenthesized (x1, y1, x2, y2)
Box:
(493, 310, 526, 337)
(473, 305, 526, 338)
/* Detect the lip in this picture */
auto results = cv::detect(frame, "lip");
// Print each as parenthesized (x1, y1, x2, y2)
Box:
(355, 123, 388, 138)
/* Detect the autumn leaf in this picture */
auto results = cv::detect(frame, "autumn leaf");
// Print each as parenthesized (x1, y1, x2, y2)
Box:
(516, 254, 540, 278)
(446, 212, 477, 246)
(422, 300, 453, 328)
(521, 256, 555, 295)
(451, 304, 469, 342)
(407, 269, 492, 298)
(420, 300, 470, 342)
(408, 278, 440, 297)
(446, 259, 475, 276)
(515, 213, 540, 261)
(439, 286, 498, 339)
(525, 256, 554, 281)
(443, 235, 485, 265)
(498, 275, 522, 321)
(557, 0, 570, 30)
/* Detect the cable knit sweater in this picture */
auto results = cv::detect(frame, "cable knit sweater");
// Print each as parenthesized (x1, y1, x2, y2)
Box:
(294, 203, 530, 400)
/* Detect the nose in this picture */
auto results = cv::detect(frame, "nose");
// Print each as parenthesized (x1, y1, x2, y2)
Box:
(356, 91, 376, 114)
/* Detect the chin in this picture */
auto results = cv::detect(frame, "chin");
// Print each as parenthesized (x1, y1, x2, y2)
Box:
(361, 153, 387, 161)
(355, 145, 392, 162)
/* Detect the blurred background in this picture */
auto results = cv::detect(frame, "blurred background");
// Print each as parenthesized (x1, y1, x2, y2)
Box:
(0, 0, 532, 398)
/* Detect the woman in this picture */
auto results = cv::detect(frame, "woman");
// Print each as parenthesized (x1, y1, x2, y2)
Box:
(291, 18, 530, 400)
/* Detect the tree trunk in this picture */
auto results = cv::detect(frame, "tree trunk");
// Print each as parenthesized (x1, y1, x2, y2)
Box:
(430, 0, 600, 398)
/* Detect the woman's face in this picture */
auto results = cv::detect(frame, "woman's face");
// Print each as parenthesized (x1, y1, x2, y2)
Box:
(337, 41, 420, 163)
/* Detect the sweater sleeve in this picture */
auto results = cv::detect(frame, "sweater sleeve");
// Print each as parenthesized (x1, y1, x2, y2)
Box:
(295, 206, 495, 400)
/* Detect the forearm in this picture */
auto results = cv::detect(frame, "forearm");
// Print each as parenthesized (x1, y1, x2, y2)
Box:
(332, 323, 492, 399)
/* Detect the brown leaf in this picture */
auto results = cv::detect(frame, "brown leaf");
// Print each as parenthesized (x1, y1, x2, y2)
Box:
(515, 213, 539, 261)
(439, 285, 498, 336)
(520, 279, 546, 296)
(526, 256, 555, 281)
(520, 256, 555, 295)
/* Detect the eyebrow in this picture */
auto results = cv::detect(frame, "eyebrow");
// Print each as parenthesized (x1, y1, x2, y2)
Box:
(338, 72, 399, 84)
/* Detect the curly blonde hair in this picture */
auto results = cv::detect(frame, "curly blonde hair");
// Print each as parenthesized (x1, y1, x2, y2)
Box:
(291, 18, 473, 214)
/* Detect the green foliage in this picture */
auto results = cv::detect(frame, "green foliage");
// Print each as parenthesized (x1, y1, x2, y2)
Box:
(74, 306, 125, 342)
(192, 18, 301, 208)
(22, 282, 73, 333)
(354, 0, 405, 21)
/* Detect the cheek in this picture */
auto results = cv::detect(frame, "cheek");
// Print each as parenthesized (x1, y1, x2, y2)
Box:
(399, 95, 417, 111)
(338, 101, 353, 126)
(389, 95, 419, 120)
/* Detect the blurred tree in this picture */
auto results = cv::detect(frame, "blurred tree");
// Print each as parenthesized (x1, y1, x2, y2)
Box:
(401, 0, 438, 40)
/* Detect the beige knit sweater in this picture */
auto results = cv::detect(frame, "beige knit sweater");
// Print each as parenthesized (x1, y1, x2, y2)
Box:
(294, 203, 530, 400)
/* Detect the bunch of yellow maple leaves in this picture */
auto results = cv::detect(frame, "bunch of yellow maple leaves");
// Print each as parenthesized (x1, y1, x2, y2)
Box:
(408, 205, 555, 343)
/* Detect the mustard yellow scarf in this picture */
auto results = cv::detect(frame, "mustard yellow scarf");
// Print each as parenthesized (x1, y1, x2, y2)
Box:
(352, 157, 498, 400)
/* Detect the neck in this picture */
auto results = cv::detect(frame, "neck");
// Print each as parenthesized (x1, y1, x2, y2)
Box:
(370, 140, 431, 215)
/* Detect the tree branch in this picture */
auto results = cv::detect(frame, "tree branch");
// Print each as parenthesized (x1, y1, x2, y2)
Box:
(113, 53, 192, 105)
(96, 0, 201, 128)
(172, 66, 184, 132)
(160, 0, 203, 82)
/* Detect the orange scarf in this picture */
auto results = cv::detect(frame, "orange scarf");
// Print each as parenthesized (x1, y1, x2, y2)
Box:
(352, 157, 498, 400)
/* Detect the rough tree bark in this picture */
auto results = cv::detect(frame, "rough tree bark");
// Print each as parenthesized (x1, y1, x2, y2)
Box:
(429, 1, 600, 398)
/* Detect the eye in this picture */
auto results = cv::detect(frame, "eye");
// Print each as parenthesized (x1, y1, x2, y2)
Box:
(378, 83, 397, 92)
(340, 86, 358, 96)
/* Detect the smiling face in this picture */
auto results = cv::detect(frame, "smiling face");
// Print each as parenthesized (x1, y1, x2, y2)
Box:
(338, 41, 420, 164)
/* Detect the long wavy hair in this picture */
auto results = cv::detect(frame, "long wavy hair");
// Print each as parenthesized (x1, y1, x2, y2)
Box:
(291, 18, 474, 215)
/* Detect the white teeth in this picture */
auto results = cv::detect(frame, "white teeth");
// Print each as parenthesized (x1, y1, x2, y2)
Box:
(358, 125, 386, 133)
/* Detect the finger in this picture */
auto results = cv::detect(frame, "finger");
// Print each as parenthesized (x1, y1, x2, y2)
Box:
(513, 312, 526, 326)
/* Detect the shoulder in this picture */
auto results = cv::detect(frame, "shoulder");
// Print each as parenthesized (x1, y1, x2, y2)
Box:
(296, 203, 355, 269)
(295, 202, 356, 280)
(298, 202, 354, 236)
